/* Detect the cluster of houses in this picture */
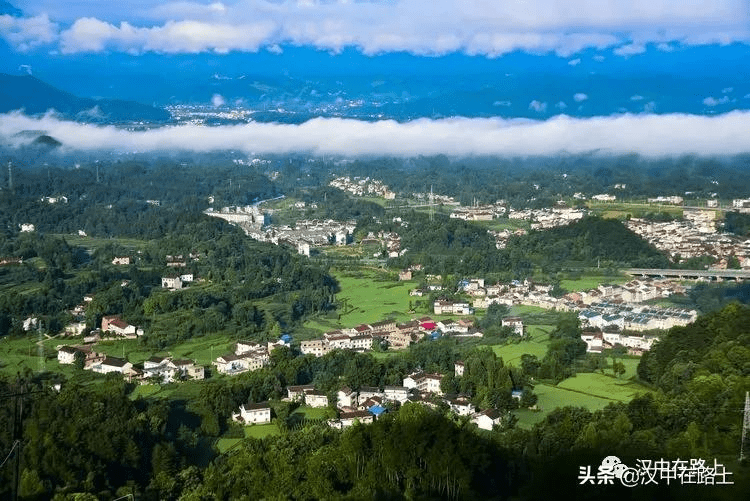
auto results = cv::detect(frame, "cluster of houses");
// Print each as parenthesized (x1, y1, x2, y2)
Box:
(647, 196, 684, 205)
(161, 273, 195, 291)
(329, 176, 396, 200)
(626, 212, 750, 268)
(57, 346, 204, 382)
(300, 319, 434, 357)
(487, 227, 528, 249)
(433, 301, 474, 316)
(213, 339, 290, 375)
(232, 365, 508, 431)
(204, 205, 269, 230)
(450, 201, 507, 222)
(580, 328, 659, 355)
(360, 231, 404, 258)
(238, 218, 356, 256)
(298, 316, 486, 360)
(578, 301, 697, 335)
(507, 207, 586, 230)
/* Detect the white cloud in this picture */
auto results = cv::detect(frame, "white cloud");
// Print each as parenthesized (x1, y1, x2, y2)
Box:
(703, 96, 730, 106)
(613, 43, 646, 57)
(528, 100, 547, 112)
(211, 93, 226, 107)
(722, 87, 734, 93)
(630, 95, 644, 101)
(37, 0, 750, 57)
(568, 58, 581, 66)
(6, 110, 750, 157)
(656, 42, 674, 52)
(593, 55, 605, 61)
(556, 101, 567, 109)
(60, 17, 276, 54)
(573, 93, 588, 102)
(0, 14, 58, 51)
(493, 100, 511, 107)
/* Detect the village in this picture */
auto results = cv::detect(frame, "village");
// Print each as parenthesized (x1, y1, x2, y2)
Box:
(626, 208, 750, 268)
(231, 363, 508, 432)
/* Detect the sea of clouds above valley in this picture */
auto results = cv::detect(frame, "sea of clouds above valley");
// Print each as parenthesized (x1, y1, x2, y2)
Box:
(3, 110, 750, 158)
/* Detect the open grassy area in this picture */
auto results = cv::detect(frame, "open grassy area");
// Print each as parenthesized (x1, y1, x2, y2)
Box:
(0, 335, 44, 375)
(305, 268, 417, 332)
(490, 326, 553, 365)
(515, 366, 651, 429)
(560, 275, 628, 292)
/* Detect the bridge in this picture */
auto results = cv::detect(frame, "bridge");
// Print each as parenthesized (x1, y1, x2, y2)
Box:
(626, 268, 750, 281)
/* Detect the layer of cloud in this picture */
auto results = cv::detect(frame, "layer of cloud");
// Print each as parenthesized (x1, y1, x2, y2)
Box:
(7, 0, 750, 56)
(0, 14, 57, 51)
(3, 110, 750, 157)
(573, 93, 588, 102)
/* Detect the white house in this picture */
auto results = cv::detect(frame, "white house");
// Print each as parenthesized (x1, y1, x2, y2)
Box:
(337, 387, 357, 408)
(305, 391, 329, 408)
(112, 256, 131, 265)
(162, 276, 183, 290)
(333, 410, 374, 428)
(233, 402, 272, 424)
(384, 386, 409, 404)
(472, 409, 502, 431)
(448, 396, 475, 416)
(92, 357, 132, 374)
(57, 346, 80, 364)
(454, 361, 465, 377)
(101, 316, 137, 337)
(501, 317, 524, 336)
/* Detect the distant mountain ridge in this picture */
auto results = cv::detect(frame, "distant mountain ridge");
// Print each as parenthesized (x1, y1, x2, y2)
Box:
(0, 73, 171, 123)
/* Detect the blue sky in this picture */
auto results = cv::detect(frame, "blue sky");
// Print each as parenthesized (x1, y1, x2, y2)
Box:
(1, 1, 750, 156)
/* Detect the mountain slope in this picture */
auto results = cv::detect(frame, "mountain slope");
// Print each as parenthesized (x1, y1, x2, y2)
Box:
(0, 73, 171, 123)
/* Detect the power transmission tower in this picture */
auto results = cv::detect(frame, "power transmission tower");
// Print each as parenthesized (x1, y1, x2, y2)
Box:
(741, 391, 750, 461)
(37, 324, 45, 373)
(7, 161, 12, 191)
(1, 383, 42, 501)
(429, 185, 434, 222)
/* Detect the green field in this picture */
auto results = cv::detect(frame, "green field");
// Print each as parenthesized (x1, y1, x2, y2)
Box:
(305, 269, 418, 332)
(491, 326, 554, 365)
(515, 366, 651, 429)
(78, 332, 237, 367)
(216, 423, 281, 453)
(560, 275, 627, 292)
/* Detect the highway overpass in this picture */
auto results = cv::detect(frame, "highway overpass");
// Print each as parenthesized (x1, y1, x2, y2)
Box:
(626, 268, 750, 281)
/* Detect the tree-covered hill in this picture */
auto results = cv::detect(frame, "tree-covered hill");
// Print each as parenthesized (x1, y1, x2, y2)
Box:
(508, 216, 671, 269)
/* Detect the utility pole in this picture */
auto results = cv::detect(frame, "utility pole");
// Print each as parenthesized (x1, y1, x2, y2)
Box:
(7, 161, 12, 191)
(741, 391, 750, 461)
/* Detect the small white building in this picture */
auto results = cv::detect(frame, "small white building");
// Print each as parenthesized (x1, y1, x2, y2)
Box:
(472, 409, 502, 431)
(57, 346, 80, 364)
(384, 386, 409, 404)
(454, 360, 465, 377)
(501, 317, 524, 336)
(305, 391, 329, 408)
(233, 402, 272, 424)
(162, 276, 183, 290)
